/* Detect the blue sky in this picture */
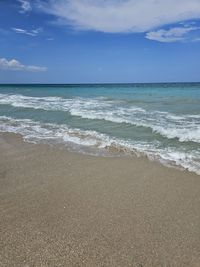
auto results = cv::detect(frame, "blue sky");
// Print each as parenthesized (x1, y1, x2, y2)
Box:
(0, 0, 200, 83)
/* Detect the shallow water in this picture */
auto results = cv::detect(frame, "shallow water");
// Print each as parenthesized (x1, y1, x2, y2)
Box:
(0, 83, 200, 174)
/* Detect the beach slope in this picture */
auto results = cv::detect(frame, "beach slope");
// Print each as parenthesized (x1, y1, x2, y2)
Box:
(0, 133, 200, 267)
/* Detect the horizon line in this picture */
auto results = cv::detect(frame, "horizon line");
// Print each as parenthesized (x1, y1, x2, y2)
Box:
(0, 82, 200, 86)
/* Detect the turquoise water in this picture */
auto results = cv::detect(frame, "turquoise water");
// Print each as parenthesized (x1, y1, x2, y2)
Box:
(0, 83, 200, 174)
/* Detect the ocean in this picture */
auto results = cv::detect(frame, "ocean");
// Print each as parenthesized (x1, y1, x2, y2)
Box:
(0, 83, 200, 174)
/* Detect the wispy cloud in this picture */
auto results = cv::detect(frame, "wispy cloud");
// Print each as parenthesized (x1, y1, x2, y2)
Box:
(18, 0, 32, 13)
(146, 26, 200, 42)
(0, 57, 47, 72)
(192, 37, 200, 41)
(37, 0, 200, 33)
(11, 27, 43, 37)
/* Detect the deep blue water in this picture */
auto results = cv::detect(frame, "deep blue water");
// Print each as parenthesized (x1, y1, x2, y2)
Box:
(0, 83, 200, 174)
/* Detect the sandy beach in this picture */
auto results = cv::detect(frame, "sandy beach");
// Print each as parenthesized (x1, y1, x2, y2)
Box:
(0, 132, 200, 267)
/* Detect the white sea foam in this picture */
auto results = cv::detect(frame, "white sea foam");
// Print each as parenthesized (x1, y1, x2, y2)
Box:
(70, 106, 200, 143)
(0, 93, 200, 143)
(0, 93, 111, 111)
(0, 116, 200, 175)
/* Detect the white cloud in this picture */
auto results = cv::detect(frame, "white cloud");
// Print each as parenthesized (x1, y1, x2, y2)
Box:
(11, 27, 42, 37)
(146, 26, 200, 42)
(18, 0, 32, 13)
(37, 0, 200, 33)
(0, 57, 47, 72)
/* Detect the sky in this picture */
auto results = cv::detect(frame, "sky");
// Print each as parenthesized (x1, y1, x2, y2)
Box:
(0, 0, 200, 84)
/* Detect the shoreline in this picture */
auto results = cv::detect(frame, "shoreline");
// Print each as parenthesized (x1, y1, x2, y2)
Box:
(1, 132, 200, 266)
(0, 126, 198, 176)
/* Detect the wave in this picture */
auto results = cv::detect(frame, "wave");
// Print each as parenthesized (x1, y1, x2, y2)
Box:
(0, 116, 200, 175)
(69, 107, 200, 143)
(0, 93, 112, 111)
(0, 93, 200, 143)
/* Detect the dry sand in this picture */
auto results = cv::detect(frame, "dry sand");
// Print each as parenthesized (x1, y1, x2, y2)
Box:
(0, 132, 200, 267)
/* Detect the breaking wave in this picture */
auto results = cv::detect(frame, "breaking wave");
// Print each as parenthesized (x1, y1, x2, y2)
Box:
(0, 115, 200, 175)
(0, 93, 200, 143)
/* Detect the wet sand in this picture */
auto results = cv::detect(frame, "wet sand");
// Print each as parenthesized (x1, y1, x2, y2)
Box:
(0, 132, 200, 267)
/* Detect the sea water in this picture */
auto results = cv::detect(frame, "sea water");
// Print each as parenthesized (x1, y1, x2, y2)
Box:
(0, 83, 200, 174)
